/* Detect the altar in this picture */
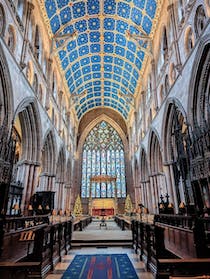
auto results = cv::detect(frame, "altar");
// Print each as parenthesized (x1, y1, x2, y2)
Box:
(92, 208, 114, 216)
(91, 198, 115, 216)
(89, 175, 118, 216)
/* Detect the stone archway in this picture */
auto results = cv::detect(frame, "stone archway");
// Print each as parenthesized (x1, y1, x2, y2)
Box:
(187, 38, 210, 214)
(0, 42, 14, 126)
(140, 148, 151, 212)
(162, 99, 190, 212)
(148, 129, 164, 213)
(77, 114, 130, 215)
(39, 130, 57, 192)
(55, 147, 66, 211)
(65, 158, 72, 211)
(13, 98, 41, 213)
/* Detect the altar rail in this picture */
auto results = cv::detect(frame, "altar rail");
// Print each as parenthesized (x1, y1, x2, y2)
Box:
(115, 216, 131, 230)
(73, 216, 92, 231)
(132, 215, 210, 279)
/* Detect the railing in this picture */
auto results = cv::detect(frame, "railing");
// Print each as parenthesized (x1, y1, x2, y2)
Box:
(115, 216, 131, 230)
(73, 216, 92, 231)
(4, 215, 50, 232)
(154, 214, 195, 230)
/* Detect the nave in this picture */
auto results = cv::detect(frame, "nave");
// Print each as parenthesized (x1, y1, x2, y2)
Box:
(0, 0, 209, 278)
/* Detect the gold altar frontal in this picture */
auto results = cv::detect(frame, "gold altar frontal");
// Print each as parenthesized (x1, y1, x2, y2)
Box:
(90, 198, 116, 216)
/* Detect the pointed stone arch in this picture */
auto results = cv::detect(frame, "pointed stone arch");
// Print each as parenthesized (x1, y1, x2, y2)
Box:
(39, 130, 57, 194)
(13, 97, 42, 212)
(187, 35, 210, 214)
(188, 35, 210, 128)
(65, 157, 72, 211)
(0, 4, 6, 37)
(76, 115, 131, 214)
(147, 129, 164, 213)
(14, 97, 41, 162)
(162, 98, 188, 212)
(55, 146, 66, 210)
(78, 114, 128, 153)
(0, 41, 14, 126)
(139, 147, 151, 211)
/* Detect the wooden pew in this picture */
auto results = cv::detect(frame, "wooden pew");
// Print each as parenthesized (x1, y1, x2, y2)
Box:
(0, 218, 73, 278)
(131, 216, 210, 279)
(157, 258, 210, 279)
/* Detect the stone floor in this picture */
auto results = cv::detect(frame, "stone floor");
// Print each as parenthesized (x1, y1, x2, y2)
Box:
(46, 220, 154, 279)
(72, 219, 132, 241)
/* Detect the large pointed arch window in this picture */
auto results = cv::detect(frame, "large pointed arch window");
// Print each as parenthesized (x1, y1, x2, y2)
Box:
(81, 121, 126, 198)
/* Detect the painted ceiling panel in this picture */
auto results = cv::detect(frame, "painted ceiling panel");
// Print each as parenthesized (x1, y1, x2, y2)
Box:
(40, 0, 161, 120)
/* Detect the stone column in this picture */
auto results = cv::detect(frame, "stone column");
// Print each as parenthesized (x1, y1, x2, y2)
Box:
(45, 58, 53, 111)
(20, 1, 34, 69)
(58, 91, 63, 134)
(169, 163, 179, 212)
(151, 59, 158, 111)
(149, 175, 157, 213)
(142, 91, 146, 135)
(167, 4, 182, 74)
(16, 160, 40, 214)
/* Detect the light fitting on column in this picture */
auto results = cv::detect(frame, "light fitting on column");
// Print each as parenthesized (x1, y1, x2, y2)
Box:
(118, 91, 135, 109)
(125, 30, 153, 58)
(70, 90, 87, 109)
(50, 30, 78, 56)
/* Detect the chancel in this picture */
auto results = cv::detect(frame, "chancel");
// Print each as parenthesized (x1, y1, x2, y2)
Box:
(0, 0, 209, 278)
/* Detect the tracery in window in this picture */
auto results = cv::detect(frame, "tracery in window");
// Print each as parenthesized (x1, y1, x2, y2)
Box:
(17, 0, 24, 19)
(164, 74, 169, 95)
(194, 5, 206, 38)
(178, 0, 184, 25)
(34, 25, 40, 60)
(163, 27, 168, 62)
(0, 4, 6, 36)
(81, 121, 126, 198)
(33, 73, 38, 94)
(146, 75, 152, 104)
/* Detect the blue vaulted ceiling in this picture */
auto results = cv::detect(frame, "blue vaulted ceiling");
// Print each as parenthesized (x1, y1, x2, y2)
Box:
(41, 0, 160, 120)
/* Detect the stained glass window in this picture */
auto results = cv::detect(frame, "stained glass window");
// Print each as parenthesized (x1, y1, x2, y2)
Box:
(81, 121, 126, 198)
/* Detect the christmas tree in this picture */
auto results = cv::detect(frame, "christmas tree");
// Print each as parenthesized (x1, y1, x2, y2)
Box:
(124, 194, 133, 215)
(73, 195, 83, 216)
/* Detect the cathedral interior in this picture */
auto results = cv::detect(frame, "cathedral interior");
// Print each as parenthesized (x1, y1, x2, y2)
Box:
(0, 0, 209, 278)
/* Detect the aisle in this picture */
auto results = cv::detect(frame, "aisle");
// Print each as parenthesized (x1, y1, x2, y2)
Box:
(45, 247, 154, 279)
(45, 219, 154, 279)
(72, 219, 132, 241)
